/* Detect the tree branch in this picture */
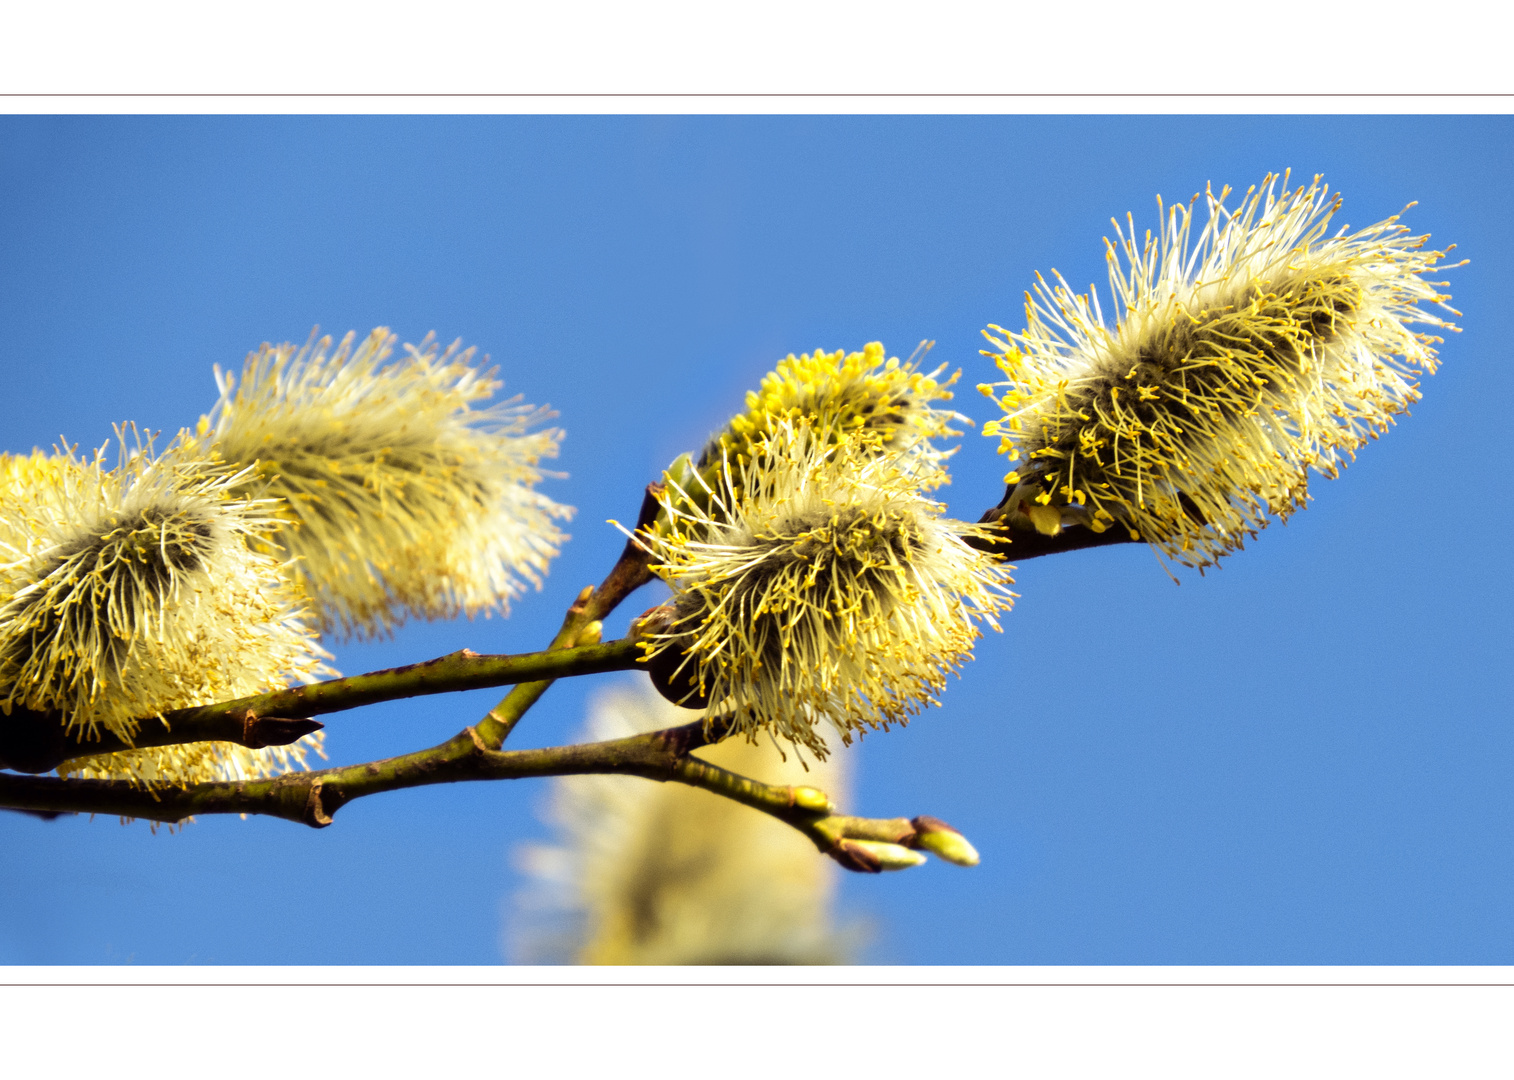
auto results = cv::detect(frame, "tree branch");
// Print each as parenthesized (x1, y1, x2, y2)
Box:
(0, 714, 977, 872)
(474, 482, 661, 748)
(0, 480, 983, 872)
(0, 638, 645, 774)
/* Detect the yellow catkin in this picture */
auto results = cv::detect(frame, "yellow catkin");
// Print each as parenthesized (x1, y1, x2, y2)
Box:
(0, 435, 329, 787)
(979, 171, 1460, 567)
(511, 678, 856, 965)
(716, 340, 962, 467)
(656, 343, 967, 536)
(633, 421, 1014, 758)
(202, 327, 573, 638)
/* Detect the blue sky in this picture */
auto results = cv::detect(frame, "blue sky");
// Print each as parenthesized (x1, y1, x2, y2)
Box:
(1, 114, 1510, 965)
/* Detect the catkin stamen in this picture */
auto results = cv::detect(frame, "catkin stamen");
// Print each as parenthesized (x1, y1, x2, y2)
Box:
(980, 172, 1458, 566)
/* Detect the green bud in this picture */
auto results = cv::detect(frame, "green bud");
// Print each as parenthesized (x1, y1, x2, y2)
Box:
(657, 451, 725, 531)
(575, 620, 604, 647)
(790, 785, 833, 813)
(1025, 503, 1062, 536)
(909, 815, 980, 867)
(842, 840, 927, 872)
(662, 452, 697, 499)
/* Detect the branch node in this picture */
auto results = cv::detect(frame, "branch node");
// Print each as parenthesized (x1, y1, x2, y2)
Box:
(304, 779, 334, 827)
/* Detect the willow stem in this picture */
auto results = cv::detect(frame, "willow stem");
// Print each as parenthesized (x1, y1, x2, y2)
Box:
(0, 479, 983, 873)
(0, 715, 972, 872)
(0, 638, 644, 774)
(474, 482, 660, 749)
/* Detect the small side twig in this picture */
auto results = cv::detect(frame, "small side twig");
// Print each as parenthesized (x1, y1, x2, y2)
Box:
(0, 713, 981, 873)
(0, 476, 980, 874)
(474, 481, 662, 748)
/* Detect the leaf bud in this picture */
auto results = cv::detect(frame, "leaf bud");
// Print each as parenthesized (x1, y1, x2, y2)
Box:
(575, 620, 604, 647)
(909, 815, 981, 867)
(789, 785, 833, 813)
(831, 838, 927, 873)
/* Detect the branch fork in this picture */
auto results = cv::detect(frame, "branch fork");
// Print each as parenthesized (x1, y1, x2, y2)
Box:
(1, 477, 985, 877)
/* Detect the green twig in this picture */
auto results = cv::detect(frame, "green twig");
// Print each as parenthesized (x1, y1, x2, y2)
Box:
(0, 715, 977, 872)
(474, 482, 661, 748)
(0, 638, 644, 774)
(0, 479, 982, 873)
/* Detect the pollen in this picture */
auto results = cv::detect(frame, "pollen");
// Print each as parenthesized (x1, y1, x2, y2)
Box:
(201, 327, 574, 638)
(980, 171, 1459, 567)
(0, 434, 330, 787)
(704, 341, 965, 482)
(632, 422, 1014, 758)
